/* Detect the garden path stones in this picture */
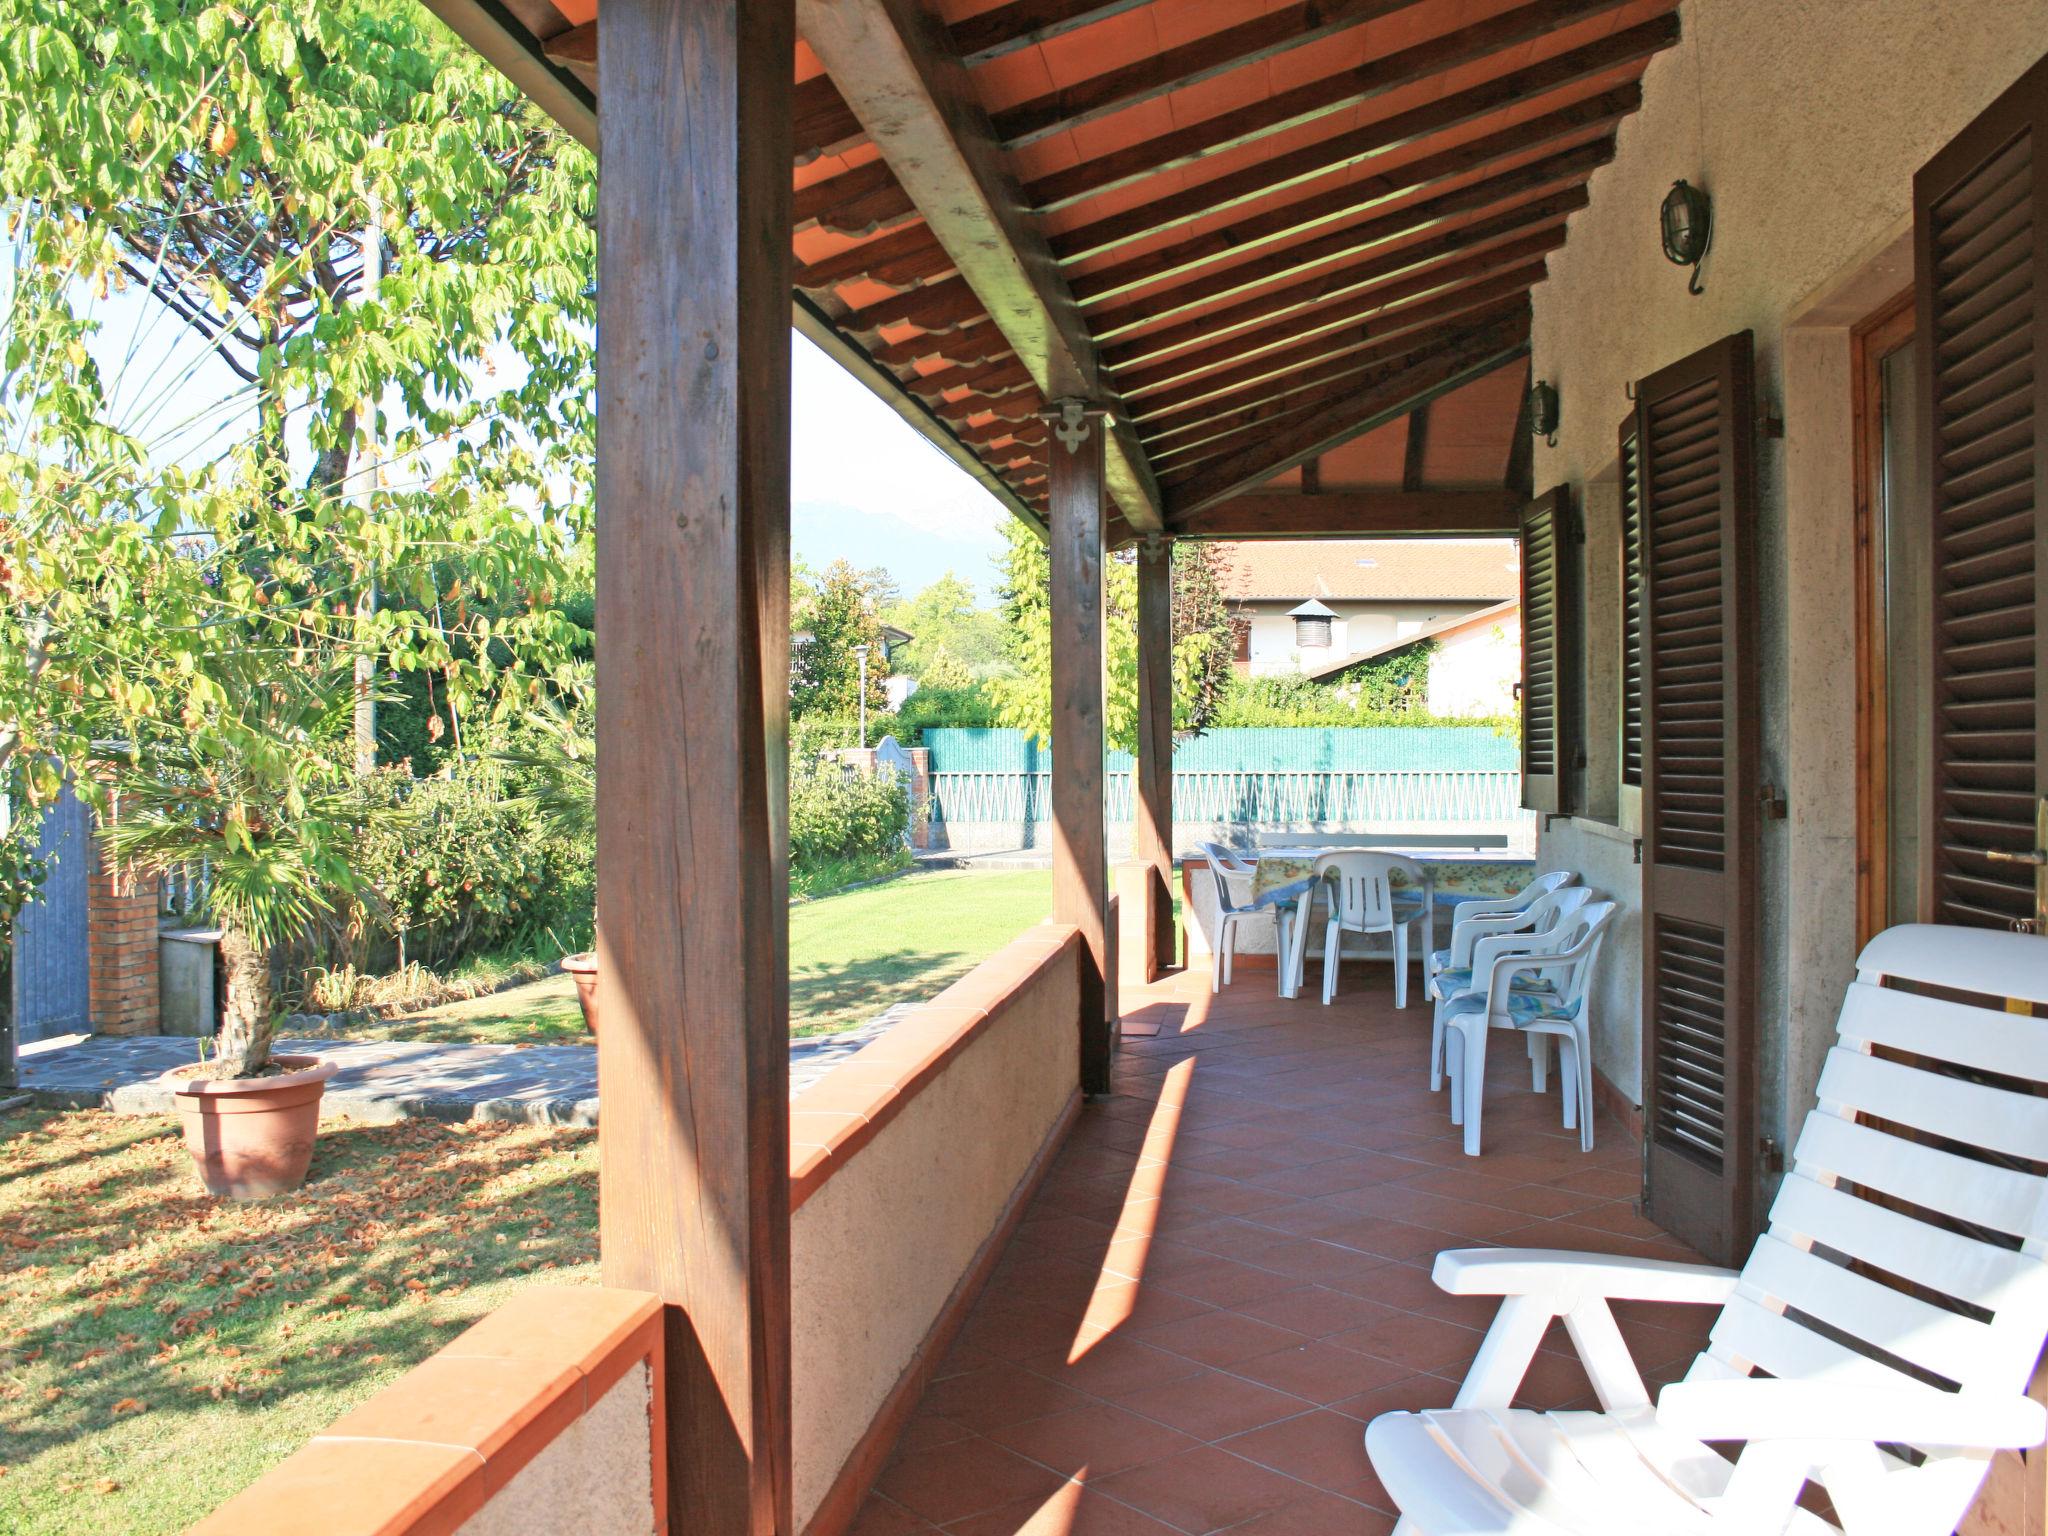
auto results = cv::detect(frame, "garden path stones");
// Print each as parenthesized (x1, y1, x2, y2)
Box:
(15, 1008, 915, 1124)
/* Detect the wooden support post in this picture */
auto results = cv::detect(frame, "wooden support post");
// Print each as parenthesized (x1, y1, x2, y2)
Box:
(1134, 536, 1176, 977)
(594, 2, 792, 1532)
(1047, 399, 1113, 1093)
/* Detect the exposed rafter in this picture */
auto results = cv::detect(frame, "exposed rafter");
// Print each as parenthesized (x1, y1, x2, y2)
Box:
(1129, 266, 1546, 424)
(1096, 188, 1585, 352)
(1170, 488, 1523, 538)
(1115, 230, 1564, 395)
(1073, 84, 1630, 301)
(1402, 401, 1432, 491)
(949, 0, 1151, 67)
(1163, 316, 1532, 512)
(988, 0, 1425, 150)
(1024, 0, 1674, 212)
(795, 0, 1163, 530)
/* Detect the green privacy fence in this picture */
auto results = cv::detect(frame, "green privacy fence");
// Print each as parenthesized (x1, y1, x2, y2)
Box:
(924, 728, 1521, 826)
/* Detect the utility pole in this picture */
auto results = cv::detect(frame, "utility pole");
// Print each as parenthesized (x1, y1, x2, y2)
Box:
(853, 643, 871, 749)
(353, 182, 383, 776)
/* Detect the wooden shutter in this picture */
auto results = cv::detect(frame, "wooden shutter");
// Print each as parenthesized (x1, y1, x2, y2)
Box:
(1914, 55, 2048, 932)
(1620, 419, 1646, 790)
(1634, 331, 1761, 1268)
(1519, 486, 1576, 814)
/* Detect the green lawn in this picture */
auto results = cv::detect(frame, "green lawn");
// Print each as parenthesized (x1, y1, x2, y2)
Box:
(0, 1108, 597, 1536)
(321, 867, 1055, 1045)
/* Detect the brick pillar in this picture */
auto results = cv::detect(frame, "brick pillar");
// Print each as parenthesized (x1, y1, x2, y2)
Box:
(907, 747, 932, 850)
(88, 832, 161, 1036)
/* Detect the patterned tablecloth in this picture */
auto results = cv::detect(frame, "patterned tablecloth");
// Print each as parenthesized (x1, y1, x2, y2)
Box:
(1247, 849, 1532, 908)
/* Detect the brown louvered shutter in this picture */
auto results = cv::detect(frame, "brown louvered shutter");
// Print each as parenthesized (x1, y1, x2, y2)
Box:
(1634, 332, 1761, 1268)
(1620, 419, 1646, 790)
(1914, 55, 2048, 932)
(1519, 486, 1576, 814)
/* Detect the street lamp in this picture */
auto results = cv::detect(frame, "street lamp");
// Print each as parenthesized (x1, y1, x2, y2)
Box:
(853, 643, 872, 748)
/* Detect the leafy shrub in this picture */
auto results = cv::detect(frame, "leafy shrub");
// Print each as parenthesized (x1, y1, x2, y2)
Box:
(1208, 664, 1513, 732)
(896, 684, 999, 738)
(349, 767, 593, 972)
(788, 747, 910, 871)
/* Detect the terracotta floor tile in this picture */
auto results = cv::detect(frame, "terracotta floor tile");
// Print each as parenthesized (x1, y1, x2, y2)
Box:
(857, 971, 1706, 1536)
(1134, 1308, 1308, 1367)
(1109, 1365, 1310, 1443)
(1325, 1309, 1486, 1376)
(850, 1493, 942, 1534)
(1223, 1490, 1397, 1535)
(1091, 1444, 1315, 1534)
(923, 1361, 1092, 1434)
(877, 1437, 1071, 1526)
(1220, 1408, 1381, 1493)
(1020, 1335, 1207, 1400)
(942, 1481, 1184, 1536)
(1225, 1339, 1414, 1406)
(1234, 1285, 1392, 1339)
(988, 1401, 1199, 1481)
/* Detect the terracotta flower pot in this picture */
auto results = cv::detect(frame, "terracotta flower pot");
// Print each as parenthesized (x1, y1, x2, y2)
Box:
(168, 1054, 338, 1200)
(562, 952, 599, 1038)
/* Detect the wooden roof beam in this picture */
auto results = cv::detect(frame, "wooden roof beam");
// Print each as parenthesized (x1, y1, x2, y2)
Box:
(950, 0, 1151, 67)
(1163, 318, 1532, 513)
(989, 0, 1426, 150)
(1025, 0, 1671, 213)
(797, 0, 1163, 531)
(1098, 189, 1584, 356)
(1073, 84, 1630, 301)
(1170, 488, 1523, 538)
(1085, 149, 1607, 331)
(1116, 228, 1564, 396)
(1056, 28, 1662, 264)
(1142, 300, 1529, 457)
(1129, 264, 1547, 423)
(1402, 401, 1432, 491)
(792, 161, 918, 237)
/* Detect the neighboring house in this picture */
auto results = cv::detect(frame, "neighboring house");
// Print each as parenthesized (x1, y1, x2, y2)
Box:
(1215, 538, 1519, 687)
(789, 621, 915, 706)
(1308, 597, 1521, 719)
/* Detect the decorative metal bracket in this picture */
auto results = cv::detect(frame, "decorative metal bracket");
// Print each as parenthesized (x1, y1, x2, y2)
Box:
(1048, 397, 1096, 455)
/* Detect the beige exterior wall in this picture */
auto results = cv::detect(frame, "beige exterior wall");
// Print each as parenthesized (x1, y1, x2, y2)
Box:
(789, 933, 1080, 1529)
(456, 1363, 655, 1536)
(1427, 610, 1521, 719)
(1529, 0, 2048, 1144)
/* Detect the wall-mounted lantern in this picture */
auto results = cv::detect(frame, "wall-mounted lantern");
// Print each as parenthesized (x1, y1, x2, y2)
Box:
(1528, 380, 1560, 447)
(1660, 179, 1712, 295)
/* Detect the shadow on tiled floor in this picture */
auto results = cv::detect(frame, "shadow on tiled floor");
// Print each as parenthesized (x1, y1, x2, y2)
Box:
(852, 965, 1710, 1535)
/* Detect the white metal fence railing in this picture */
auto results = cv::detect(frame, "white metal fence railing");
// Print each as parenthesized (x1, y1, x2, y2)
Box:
(928, 768, 1522, 826)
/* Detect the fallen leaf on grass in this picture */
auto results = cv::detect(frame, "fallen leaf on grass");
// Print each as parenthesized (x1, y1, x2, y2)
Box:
(110, 1396, 145, 1415)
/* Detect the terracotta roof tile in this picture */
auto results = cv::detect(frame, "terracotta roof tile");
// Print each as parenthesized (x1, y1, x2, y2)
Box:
(1213, 539, 1519, 602)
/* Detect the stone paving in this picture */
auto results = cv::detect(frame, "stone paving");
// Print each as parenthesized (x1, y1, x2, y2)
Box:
(15, 1006, 908, 1125)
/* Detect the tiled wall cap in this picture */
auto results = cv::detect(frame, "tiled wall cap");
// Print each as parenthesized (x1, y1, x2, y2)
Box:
(190, 1287, 661, 1535)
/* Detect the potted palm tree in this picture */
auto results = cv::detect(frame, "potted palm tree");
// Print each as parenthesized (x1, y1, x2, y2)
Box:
(100, 667, 407, 1198)
(497, 689, 598, 1034)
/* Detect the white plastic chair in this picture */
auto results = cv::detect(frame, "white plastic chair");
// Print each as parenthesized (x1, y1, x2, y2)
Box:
(1430, 884, 1594, 1095)
(1368, 923, 2048, 1536)
(1426, 870, 1578, 1002)
(1440, 898, 1616, 1157)
(1197, 843, 1274, 995)
(1314, 852, 1432, 1008)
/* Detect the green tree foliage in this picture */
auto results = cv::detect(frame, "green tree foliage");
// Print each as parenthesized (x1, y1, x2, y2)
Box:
(883, 571, 1012, 681)
(989, 521, 1241, 750)
(0, 0, 593, 1020)
(791, 558, 890, 723)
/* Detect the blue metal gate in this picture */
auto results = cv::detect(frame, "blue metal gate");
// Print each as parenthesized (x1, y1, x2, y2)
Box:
(10, 785, 92, 1042)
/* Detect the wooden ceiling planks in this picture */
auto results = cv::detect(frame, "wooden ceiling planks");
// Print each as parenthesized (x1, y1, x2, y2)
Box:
(424, 0, 1681, 536)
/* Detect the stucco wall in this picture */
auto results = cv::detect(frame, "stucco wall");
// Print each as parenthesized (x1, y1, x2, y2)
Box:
(1242, 599, 1478, 674)
(456, 1363, 655, 1536)
(1530, 0, 2048, 1152)
(1427, 612, 1520, 719)
(789, 930, 1081, 1529)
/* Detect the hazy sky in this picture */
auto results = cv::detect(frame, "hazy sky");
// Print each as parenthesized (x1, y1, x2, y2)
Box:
(55, 261, 1013, 605)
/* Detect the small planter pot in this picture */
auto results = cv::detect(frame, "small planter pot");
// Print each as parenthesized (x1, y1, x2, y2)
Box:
(167, 1055, 338, 1200)
(562, 952, 599, 1038)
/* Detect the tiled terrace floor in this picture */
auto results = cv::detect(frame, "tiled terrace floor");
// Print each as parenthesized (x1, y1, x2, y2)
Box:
(852, 964, 1711, 1535)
